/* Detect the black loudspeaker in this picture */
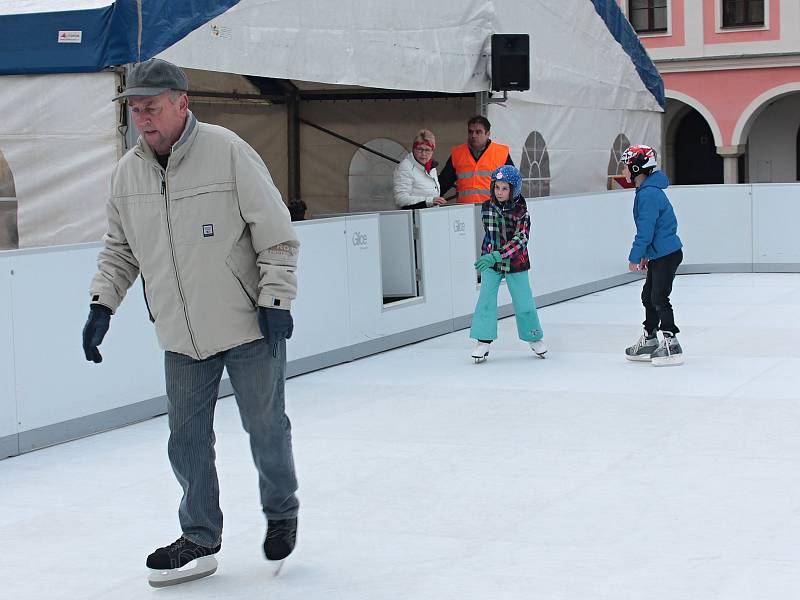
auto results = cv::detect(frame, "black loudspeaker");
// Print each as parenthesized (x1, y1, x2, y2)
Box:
(491, 34, 530, 92)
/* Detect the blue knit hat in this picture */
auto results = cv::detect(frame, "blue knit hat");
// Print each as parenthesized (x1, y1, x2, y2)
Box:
(491, 165, 523, 199)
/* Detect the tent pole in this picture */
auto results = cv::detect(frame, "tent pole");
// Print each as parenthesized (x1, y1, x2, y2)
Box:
(476, 91, 489, 117)
(288, 90, 301, 203)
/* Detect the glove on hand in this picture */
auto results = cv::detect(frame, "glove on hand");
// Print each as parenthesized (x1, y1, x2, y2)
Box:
(82, 304, 112, 363)
(474, 250, 502, 272)
(258, 307, 294, 356)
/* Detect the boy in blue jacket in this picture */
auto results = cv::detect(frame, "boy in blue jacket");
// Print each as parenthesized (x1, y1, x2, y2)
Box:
(620, 145, 684, 366)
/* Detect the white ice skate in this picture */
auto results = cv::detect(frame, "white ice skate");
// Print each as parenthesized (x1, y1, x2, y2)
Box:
(148, 555, 218, 588)
(529, 340, 548, 358)
(471, 341, 490, 363)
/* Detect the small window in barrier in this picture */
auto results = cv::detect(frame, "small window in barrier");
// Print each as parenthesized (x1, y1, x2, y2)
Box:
(380, 210, 421, 306)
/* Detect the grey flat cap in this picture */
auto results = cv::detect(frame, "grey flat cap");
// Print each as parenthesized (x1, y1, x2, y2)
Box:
(113, 58, 188, 101)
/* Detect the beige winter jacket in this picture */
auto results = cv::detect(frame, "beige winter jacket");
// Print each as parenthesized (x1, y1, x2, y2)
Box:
(89, 113, 299, 360)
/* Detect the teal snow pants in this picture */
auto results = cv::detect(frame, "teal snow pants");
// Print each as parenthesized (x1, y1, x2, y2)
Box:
(470, 269, 544, 342)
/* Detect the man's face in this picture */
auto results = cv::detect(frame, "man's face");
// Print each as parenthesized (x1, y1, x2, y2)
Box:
(129, 92, 188, 155)
(467, 123, 489, 151)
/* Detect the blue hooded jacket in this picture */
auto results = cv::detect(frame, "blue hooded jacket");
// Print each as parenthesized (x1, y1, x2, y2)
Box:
(628, 170, 682, 263)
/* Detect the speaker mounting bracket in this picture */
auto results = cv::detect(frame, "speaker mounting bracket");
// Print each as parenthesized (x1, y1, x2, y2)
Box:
(486, 90, 508, 106)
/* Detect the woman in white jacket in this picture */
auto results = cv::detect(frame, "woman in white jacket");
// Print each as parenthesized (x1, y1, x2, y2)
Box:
(393, 129, 447, 209)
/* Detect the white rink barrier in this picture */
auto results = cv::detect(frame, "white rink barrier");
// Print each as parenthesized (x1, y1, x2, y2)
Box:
(1, 184, 798, 458)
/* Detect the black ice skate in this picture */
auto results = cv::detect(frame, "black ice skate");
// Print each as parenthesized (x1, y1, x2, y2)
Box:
(146, 536, 221, 588)
(625, 330, 659, 362)
(263, 517, 297, 576)
(650, 332, 684, 366)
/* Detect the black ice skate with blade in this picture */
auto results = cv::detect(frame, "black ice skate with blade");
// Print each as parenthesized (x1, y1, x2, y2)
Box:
(263, 517, 297, 576)
(146, 536, 221, 588)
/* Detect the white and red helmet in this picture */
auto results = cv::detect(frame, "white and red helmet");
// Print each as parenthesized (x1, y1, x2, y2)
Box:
(620, 145, 657, 176)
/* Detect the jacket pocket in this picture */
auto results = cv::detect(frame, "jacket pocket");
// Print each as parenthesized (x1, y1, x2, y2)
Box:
(168, 181, 237, 246)
(226, 258, 257, 308)
(140, 275, 156, 323)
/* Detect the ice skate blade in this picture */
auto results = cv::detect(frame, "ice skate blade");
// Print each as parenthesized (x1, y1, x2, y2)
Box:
(266, 558, 285, 577)
(148, 556, 218, 588)
(472, 355, 488, 363)
(533, 351, 547, 359)
(625, 354, 653, 362)
(651, 355, 684, 367)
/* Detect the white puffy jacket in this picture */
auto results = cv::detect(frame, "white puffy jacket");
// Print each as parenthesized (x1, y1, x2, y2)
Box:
(392, 153, 440, 209)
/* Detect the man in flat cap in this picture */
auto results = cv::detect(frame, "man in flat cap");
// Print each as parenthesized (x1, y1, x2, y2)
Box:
(82, 58, 300, 586)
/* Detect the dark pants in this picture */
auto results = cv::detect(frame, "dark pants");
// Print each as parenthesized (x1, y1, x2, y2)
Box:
(642, 248, 683, 335)
(164, 338, 299, 548)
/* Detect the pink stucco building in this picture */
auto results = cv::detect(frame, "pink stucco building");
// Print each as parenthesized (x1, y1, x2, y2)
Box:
(619, 0, 800, 184)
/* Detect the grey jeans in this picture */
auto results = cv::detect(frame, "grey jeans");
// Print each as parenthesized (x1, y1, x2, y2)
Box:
(165, 338, 299, 548)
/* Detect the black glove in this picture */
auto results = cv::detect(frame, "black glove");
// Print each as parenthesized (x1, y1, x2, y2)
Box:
(82, 304, 112, 363)
(258, 307, 293, 356)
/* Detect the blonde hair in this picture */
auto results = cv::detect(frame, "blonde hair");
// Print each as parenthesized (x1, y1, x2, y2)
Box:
(412, 129, 436, 148)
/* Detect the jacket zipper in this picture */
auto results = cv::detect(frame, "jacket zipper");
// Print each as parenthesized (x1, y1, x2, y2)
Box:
(161, 168, 201, 358)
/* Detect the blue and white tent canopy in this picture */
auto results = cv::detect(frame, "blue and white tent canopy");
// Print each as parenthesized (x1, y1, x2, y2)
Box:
(0, 0, 665, 248)
(0, 0, 240, 74)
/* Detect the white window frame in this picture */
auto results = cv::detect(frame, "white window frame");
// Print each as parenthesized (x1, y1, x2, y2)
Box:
(715, 0, 770, 33)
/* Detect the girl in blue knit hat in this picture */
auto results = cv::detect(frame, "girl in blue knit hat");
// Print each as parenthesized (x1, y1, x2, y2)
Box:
(470, 165, 547, 362)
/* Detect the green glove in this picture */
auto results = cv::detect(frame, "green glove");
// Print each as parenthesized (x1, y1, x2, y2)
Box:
(474, 250, 502, 272)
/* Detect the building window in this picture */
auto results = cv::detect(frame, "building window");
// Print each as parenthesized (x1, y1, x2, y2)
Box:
(628, 0, 668, 34)
(520, 131, 550, 198)
(722, 0, 764, 28)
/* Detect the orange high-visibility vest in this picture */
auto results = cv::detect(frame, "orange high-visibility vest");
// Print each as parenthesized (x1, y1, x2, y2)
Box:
(451, 142, 511, 204)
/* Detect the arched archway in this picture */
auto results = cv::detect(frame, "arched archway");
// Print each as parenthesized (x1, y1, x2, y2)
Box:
(672, 109, 724, 184)
(732, 83, 800, 148)
(348, 138, 406, 212)
(663, 95, 724, 185)
(664, 90, 723, 147)
(0, 148, 18, 249)
(797, 125, 800, 182)
(742, 91, 800, 183)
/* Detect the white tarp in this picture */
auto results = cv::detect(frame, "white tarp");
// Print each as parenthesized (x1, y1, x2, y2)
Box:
(487, 0, 662, 196)
(0, 72, 119, 248)
(509, 0, 662, 112)
(159, 0, 661, 111)
(159, 0, 496, 93)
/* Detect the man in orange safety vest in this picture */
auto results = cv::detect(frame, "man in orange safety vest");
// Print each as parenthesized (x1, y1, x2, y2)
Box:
(438, 115, 514, 204)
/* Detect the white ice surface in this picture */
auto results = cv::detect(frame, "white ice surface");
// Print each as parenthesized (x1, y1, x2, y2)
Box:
(2, 273, 800, 599)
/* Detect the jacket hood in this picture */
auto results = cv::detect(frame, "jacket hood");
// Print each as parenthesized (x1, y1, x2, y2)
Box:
(639, 170, 669, 191)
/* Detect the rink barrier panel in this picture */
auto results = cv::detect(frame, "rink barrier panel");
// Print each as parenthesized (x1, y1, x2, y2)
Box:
(1, 183, 799, 458)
